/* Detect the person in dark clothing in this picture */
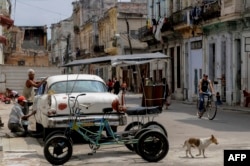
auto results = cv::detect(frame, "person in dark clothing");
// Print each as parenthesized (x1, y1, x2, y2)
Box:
(113, 78, 120, 95)
(198, 74, 215, 117)
(162, 78, 170, 109)
(107, 79, 113, 92)
(216, 92, 222, 105)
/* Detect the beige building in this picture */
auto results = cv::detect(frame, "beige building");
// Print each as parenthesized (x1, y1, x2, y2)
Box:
(70, 0, 148, 92)
(50, 17, 74, 69)
(4, 26, 49, 66)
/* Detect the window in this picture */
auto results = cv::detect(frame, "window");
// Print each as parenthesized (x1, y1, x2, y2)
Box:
(49, 80, 107, 93)
(191, 40, 202, 49)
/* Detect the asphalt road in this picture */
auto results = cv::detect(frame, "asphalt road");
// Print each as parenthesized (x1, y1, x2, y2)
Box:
(1, 94, 250, 166)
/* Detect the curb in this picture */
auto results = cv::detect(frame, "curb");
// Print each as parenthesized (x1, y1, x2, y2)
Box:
(182, 100, 250, 112)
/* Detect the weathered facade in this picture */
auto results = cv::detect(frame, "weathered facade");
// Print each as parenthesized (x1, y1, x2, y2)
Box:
(4, 26, 49, 66)
(201, 0, 250, 106)
(0, 0, 14, 64)
(140, 0, 250, 106)
(50, 17, 74, 69)
(68, 0, 148, 92)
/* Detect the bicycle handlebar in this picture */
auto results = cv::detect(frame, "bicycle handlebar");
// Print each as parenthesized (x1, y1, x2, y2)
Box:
(69, 93, 86, 114)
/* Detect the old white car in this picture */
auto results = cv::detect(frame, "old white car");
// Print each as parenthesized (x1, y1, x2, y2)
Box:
(32, 74, 127, 139)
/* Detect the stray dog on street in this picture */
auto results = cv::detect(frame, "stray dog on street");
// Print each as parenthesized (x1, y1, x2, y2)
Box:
(183, 135, 218, 158)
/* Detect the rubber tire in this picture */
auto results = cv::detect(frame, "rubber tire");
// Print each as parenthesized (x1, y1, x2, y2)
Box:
(133, 128, 151, 155)
(44, 130, 65, 143)
(137, 130, 169, 162)
(142, 121, 168, 137)
(44, 134, 73, 165)
(124, 121, 144, 151)
(206, 101, 217, 120)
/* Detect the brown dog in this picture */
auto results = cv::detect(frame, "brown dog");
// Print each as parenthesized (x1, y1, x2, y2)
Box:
(183, 135, 218, 158)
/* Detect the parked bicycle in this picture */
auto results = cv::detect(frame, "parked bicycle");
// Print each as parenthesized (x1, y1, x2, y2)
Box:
(197, 92, 217, 120)
(43, 93, 169, 165)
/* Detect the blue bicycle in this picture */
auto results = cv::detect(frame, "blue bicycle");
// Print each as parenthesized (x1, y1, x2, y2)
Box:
(43, 93, 169, 165)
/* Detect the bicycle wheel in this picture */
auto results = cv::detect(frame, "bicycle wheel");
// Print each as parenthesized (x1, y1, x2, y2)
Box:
(44, 134, 73, 165)
(206, 100, 217, 120)
(124, 121, 144, 151)
(142, 121, 168, 137)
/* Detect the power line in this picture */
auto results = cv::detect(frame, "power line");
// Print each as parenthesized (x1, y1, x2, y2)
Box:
(15, 0, 70, 17)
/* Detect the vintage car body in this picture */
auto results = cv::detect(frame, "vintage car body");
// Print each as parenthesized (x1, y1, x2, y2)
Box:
(32, 74, 127, 139)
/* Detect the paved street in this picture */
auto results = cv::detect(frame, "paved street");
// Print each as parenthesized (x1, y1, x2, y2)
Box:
(0, 93, 250, 166)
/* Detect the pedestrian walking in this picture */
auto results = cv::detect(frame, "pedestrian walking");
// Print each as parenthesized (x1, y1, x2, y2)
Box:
(113, 77, 120, 95)
(107, 79, 113, 92)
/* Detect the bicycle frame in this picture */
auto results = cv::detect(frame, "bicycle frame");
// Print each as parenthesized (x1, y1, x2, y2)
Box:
(199, 92, 212, 111)
(66, 111, 138, 149)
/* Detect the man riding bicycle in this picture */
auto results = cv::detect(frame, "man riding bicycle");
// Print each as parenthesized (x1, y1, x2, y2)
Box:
(198, 74, 215, 117)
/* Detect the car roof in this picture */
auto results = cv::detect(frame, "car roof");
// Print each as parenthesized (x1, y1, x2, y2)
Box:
(46, 74, 105, 86)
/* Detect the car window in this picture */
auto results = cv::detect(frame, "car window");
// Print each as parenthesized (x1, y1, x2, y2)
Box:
(48, 80, 107, 94)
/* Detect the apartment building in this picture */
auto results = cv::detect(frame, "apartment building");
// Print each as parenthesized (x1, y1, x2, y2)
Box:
(68, 0, 148, 92)
(50, 17, 74, 68)
(139, 0, 250, 106)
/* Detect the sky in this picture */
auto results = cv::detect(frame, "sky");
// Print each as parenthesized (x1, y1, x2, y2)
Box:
(11, 0, 75, 38)
(10, 0, 131, 39)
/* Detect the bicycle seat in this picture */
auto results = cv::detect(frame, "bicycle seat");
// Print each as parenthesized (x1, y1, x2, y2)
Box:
(126, 106, 162, 115)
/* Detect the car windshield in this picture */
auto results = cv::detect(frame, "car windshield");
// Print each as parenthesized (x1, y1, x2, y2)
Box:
(49, 80, 107, 94)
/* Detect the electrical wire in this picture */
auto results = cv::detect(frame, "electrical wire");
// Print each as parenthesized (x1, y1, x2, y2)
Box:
(15, 0, 69, 17)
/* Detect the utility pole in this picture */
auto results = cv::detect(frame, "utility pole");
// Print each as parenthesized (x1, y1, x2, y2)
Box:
(65, 34, 70, 73)
(125, 16, 133, 55)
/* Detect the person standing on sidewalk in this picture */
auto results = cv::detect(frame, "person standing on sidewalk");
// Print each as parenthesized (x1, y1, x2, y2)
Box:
(6, 96, 36, 138)
(22, 69, 47, 132)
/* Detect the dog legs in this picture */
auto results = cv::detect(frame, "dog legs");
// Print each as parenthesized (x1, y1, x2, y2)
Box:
(196, 149, 206, 158)
(186, 146, 194, 158)
(202, 149, 206, 158)
(196, 149, 201, 156)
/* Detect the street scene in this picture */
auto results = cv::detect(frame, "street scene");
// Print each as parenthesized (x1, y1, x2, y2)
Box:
(0, 0, 250, 166)
(1, 94, 250, 166)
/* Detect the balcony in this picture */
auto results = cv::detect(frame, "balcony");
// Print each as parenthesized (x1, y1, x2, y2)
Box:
(138, 26, 154, 41)
(171, 10, 189, 26)
(201, 1, 221, 21)
(161, 17, 174, 33)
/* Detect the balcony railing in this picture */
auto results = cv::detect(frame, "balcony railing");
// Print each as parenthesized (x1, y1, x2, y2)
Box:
(138, 25, 153, 40)
(202, 1, 221, 21)
(171, 10, 188, 26)
(161, 17, 174, 32)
